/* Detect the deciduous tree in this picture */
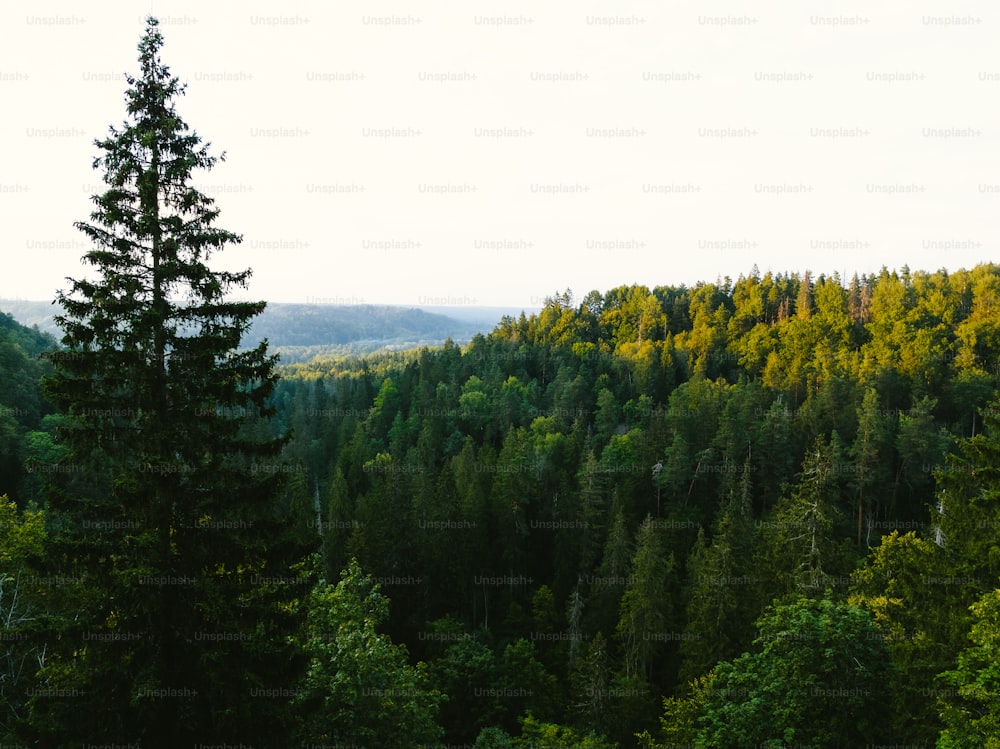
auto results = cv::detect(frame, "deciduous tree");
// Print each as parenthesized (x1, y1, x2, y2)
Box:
(294, 557, 443, 747)
(695, 595, 895, 748)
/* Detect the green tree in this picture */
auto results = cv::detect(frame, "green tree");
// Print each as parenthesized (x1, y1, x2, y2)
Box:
(588, 500, 632, 635)
(474, 726, 518, 748)
(0, 496, 46, 741)
(679, 464, 758, 684)
(893, 395, 948, 520)
(576, 449, 608, 574)
(594, 388, 620, 446)
(754, 396, 796, 509)
(16, 427, 67, 506)
(616, 515, 673, 681)
(937, 588, 1000, 749)
(933, 400, 1000, 583)
(33, 18, 307, 747)
(569, 631, 613, 735)
(638, 672, 714, 749)
(796, 270, 813, 319)
(849, 531, 965, 745)
(497, 638, 560, 728)
(473, 717, 618, 748)
(695, 595, 895, 748)
(850, 387, 894, 547)
(925, 399, 1000, 746)
(758, 435, 852, 597)
(321, 466, 354, 576)
(515, 713, 619, 748)
(294, 557, 443, 747)
(0, 314, 55, 499)
(428, 634, 502, 744)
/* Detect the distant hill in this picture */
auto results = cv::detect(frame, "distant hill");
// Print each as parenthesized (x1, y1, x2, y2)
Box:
(246, 304, 479, 346)
(0, 300, 60, 337)
(0, 300, 536, 363)
(0, 309, 58, 497)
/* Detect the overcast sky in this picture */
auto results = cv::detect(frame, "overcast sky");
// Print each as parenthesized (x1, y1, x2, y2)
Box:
(1, 1, 998, 309)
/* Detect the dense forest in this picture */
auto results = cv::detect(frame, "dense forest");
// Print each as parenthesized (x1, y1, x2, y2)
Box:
(7, 14, 1000, 749)
(262, 263, 1000, 747)
(10, 261, 1000, 745)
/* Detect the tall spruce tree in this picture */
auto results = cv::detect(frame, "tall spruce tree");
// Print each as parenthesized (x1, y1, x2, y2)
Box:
(678, 463, 758, 685)
(616, 514, 673, 680)
(33, 17, 308, 747)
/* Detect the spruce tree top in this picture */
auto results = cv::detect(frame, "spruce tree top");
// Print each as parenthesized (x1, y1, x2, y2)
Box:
(46, 13, 280, 521)
(50, 14, 272, 428)
(35, 19, 302, 745)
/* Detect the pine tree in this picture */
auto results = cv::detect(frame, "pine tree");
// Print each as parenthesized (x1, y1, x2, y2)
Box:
(933, 399, 1000, 582)
(616, 515, 673, 680)
(848, 273, 863, 323)
(566, 586, 585, 668)
(576, 449, 607, 574)
(851, 387, 893, 547)
(796, 270, 813, 319)
(588, 497, 632, 635)
(679, 462, 758, 685)
(758, 435, 850, 598)
(569, 631, 613, 734)
(34, 17, 308, 747)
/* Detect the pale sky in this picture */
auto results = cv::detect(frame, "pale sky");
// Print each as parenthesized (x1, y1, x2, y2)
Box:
(1, 1, 998, 308)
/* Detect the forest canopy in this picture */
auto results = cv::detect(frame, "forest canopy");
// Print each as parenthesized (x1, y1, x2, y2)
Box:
(6, 262, 1000, 745)
(262, 262, 1000, 747)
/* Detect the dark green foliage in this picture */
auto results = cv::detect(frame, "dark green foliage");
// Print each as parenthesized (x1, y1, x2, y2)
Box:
(757, 433, 860, 599)
(616, 516, 674, 681)
(678, 465, 758, 684)
(934, 403, 1000, 583)
(29, 17, 309, 748)
(0, 495, 47, 741)
(937, 589, 1000, 748)
(428, 634, 504, 743)
(256, 263, 1000, 746)
(0, 311, 56, 499)
(294, 557, 443, 747)
(694, 595, 895, 748)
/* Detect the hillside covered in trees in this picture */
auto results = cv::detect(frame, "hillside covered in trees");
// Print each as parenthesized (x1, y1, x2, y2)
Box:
(7, 261, 1000, 745)
(266, 262, 1000, 746)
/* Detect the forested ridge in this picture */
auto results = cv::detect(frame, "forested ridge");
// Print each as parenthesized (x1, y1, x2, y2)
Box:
(7, 262, 1000, 745)
(261, 262, 1000, 746)
(0, 298, 493, 363)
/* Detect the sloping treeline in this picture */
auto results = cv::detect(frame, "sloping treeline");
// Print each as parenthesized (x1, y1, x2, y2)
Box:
(5, 263, 1000, 745)
(270, 263, 1000, 746)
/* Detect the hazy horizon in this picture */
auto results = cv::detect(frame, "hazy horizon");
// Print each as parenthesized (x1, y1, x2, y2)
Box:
(0, 257, 984, 311)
